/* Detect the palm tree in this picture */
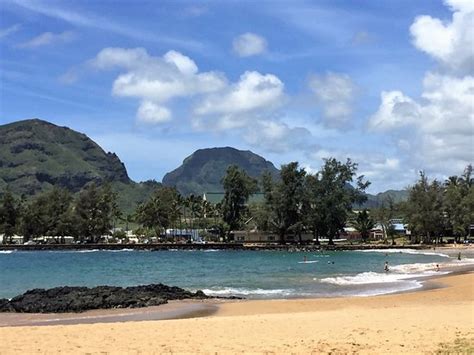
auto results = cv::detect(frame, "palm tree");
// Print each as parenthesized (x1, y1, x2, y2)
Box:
(351, 209, 375, 242)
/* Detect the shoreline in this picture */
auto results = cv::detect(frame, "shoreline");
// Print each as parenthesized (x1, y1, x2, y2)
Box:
(0, 300, 219, 327)
(1, 242, 462, 252)
(0, 272, 472, 353)
(1, 262, 472, 328)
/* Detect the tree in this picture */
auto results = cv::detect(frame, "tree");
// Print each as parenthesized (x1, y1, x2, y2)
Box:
(221, 165, 257, 237)
(262, 162, 307, 243)
(74, 183, 116, 243)
(444, 165, 474, 242)
(20, 188, 74, 243)
(307, 158, 369, 245)
(373, 196, 398, 245)
(404, 172, 444, 244)
(0, 188, 18, 244)
(444, 176, 465, 241)
(135, 187, 180, 238)
(351, 209, 375, 242)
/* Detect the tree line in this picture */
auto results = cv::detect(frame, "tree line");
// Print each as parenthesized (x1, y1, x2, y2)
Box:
(0, 159, 472, 245)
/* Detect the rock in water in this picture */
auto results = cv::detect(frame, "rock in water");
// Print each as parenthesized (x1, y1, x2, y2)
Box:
(0, 284, 210, 313)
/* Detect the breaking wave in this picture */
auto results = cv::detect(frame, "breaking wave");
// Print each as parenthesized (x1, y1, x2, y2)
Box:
(357, 248, 450, 258)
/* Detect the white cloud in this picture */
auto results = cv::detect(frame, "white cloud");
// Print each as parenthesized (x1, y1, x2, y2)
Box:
(232, 33, 267, 57)
(9, 0, 203, 50)
(193, 71, 284, 131)
(244, 120, 312, 153)
(0, 24, 21, 39)
(369, 74, 473, 171)
(368, 91, 420, 131)
(309, 72, 357, 127)
(369, 0, 474, 182)
(195, 71, 283, 116)
(91, 47, 227, 124)
(18, 31, 74, 48)
(137, 101, 172, 124)
(410, 0, 474, 73)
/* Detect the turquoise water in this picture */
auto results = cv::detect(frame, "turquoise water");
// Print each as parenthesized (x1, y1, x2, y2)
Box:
(0, 249, 456, 299)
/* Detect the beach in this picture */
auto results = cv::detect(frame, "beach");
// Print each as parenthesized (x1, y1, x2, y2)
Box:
(0, 271, 473, 354)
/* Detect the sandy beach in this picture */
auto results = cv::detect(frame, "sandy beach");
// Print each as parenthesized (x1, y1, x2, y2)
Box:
(0, 270, 473, 354)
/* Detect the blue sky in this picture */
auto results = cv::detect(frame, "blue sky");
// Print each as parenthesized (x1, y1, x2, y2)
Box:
(1, 0, 472, 192)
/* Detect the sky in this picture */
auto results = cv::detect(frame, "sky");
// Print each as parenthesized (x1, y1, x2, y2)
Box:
(0, 0, 473, 193)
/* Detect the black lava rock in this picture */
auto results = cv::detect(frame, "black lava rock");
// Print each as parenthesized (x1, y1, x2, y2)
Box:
(0, 283, 212, 313)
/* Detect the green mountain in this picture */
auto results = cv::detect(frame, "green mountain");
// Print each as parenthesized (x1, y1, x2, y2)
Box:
(359, 189, 409, 209)
(162, 147, 280, 195)
(0, 119, 158, 212)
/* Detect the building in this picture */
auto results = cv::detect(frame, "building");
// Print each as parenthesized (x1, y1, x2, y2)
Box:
(231, 231, 315, 243)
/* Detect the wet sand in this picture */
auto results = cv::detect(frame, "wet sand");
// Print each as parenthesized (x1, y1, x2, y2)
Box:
(0, 300, 218, 327)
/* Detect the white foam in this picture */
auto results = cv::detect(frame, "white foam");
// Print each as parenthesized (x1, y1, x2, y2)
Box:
(298, 260, 318, 264)
(0, 250, 14, 254)
(201, 287, 295, 296)
(318, 269, 447, 286)
(357, 248, 450, 258)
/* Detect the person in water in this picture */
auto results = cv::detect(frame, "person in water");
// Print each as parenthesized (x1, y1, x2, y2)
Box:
(458, 252, 461, 261)
(303, 255, 307, 263)
(436, 264, 440, 272)
(384, 261, 389, 272)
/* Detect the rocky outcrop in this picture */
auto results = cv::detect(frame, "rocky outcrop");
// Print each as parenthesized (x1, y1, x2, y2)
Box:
(0, 284, 211, 313)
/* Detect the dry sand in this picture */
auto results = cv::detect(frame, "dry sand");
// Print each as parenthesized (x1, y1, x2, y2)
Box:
(0, 272, 473, 354)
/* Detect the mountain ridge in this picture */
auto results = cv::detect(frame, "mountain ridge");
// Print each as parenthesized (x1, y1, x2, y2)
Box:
(1, 119, 408, 209)
(162, 147, 280, 195)
(0, 118, 158, 212)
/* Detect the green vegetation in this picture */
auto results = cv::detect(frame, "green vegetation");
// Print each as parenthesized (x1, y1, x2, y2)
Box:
(1, 119, 472, 245)
(162, 147, 279, 195)
(1, 183, 119, 243)
(221, 165, 258, 235)
(0, 119, 158, 213)
(403, 166, 473, 244)
(351, 209, 375, 242)
(1, 161, 472, 245)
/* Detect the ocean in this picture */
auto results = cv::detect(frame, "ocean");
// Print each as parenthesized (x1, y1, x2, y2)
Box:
(0, 248, 471, 300)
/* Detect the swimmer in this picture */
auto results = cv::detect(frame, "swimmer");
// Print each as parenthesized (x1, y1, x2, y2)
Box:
(303, 255, 307, 263)
(384, 261, 389, 272)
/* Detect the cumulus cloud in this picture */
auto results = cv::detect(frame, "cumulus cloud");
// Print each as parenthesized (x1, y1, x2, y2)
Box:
(193, 71, 285, 131)
(368, 91, 420, 131)
(137, 101, 172, 124)
(18, 31, 74, 48)
(369, 74, 473, 171)
(244, 120, 313, 153)
(91, 47, 227, 124)
(309, 72, 357, 127)
(232, 33, 267, 57)
(369, 0, 474, 179)
(410, 0, 474, 74)
(195, 71, 283, 116)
